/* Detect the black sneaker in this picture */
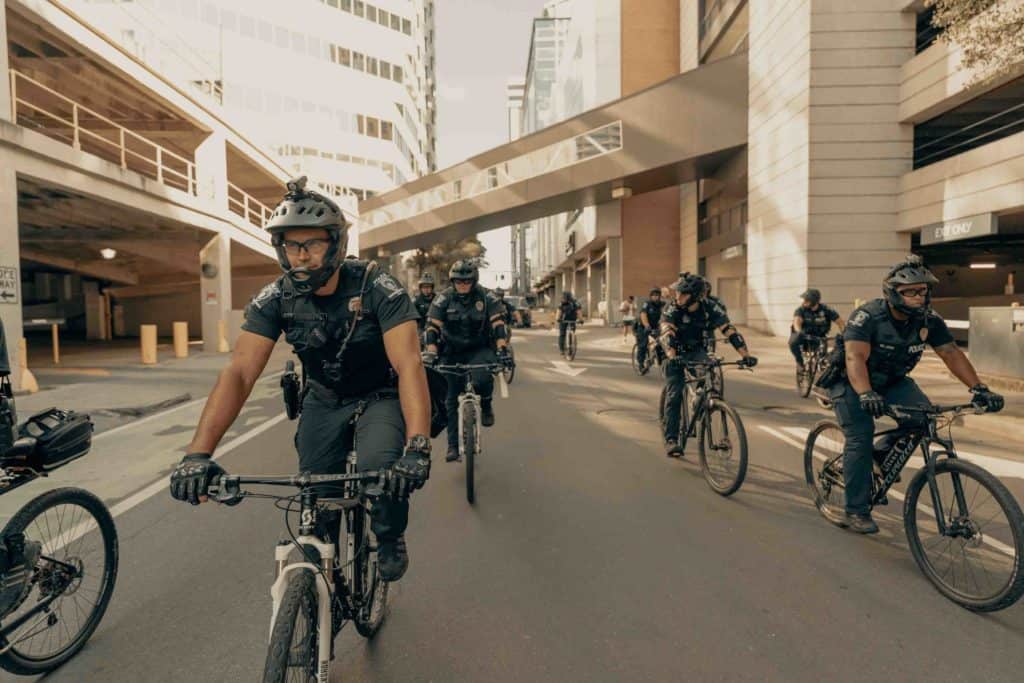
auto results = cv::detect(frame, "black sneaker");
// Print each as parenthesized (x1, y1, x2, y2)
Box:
(378, 537, 409, 582)
(446, 446, 460, 462)
(481, 403, 495, 427)
(665, 439, 683, 457)
(847, 513, 879, 535)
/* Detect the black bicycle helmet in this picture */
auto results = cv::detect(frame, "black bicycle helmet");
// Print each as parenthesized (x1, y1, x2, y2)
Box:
(673, 275, 704, 296)
(649, 288, 661, 297)
(265, 176, 347, 295)
(801, 288, 822, 305)
(883, 255, 938, 317)
(418, 272, 434, 287)
(449, 259, 479, 285)
(494, 287, 505, 297)
(562, 290, 573, 301)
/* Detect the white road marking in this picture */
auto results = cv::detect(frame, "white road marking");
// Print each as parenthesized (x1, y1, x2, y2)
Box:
(549, 361, 587, 378)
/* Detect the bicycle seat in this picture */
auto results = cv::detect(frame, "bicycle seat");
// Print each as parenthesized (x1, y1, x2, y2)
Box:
(3, 437, 37, 459)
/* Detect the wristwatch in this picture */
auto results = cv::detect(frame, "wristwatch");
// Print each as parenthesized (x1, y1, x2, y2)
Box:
(407, 434, 431, 454)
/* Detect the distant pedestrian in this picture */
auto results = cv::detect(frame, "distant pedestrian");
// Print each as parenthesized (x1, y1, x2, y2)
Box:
(620, 296, 637, 341)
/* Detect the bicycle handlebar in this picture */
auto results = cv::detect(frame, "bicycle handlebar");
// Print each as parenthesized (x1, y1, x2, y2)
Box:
(433, 363, 504, 374)
(886, 402, 983, 419)
(207, 469, 389, 504)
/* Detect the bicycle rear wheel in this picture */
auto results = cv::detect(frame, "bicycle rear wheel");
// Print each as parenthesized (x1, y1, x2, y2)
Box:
(0, 487, 118, 676)
(803, 421, 847, 518)
(350, 507, 389, 637)
(698, 400, 747, 496)
(262, 569, 318, 683)
(904, 459, 1024, 611)
(462, 402, 478, 504)
(566, 330, 577, 361)
(797, 353, 813, 398)
(631, 343, 646, 376)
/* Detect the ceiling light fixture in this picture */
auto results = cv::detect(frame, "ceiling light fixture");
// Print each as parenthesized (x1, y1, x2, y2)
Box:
(100, 248, 117, 260)
(969, 262, 996, 269)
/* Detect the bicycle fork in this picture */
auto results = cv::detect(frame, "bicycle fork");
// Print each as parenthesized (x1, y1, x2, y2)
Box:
(457, 387, 481, 460)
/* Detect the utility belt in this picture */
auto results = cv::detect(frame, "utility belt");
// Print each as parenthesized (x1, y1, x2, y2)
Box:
(305, 378, 398, 407)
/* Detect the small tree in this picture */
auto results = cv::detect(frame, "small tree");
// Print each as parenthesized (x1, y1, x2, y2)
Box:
(404, 237, 489, 284)
(927, 0, 1024, 85)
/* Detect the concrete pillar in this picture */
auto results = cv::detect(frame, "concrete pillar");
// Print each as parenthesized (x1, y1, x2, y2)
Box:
(0, 163, 23, 390)
(0, 0, 11, 124)
(606, 237, 623, 328)
(679, 0, 700, 72)
(587, 262, 605, 322)
(746, 0, 912, 334)
(200, 234, 232, 352)
(574, 267, 586, 312)
(195, 131, 228, 211)
(83, 281, 108, 340)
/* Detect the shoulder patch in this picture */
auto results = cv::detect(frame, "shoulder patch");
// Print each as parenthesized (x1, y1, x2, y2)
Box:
(251, 282, 281, 310)
(849, 309, 870, 328)
(434, 293, 447, 307)
(373, 272, 406, 299)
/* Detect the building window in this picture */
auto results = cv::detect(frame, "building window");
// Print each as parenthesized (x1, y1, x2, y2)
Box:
(913, 77, 1024, 168)
(354, 0, 364, 17)
(916, 6, 941, 54)
(380, 62, 391, 80)
(367, 56, 378, 76)
(391, 14, 401, 31)
(353, 52, 365, 71)
(366, 117, 380, 138)
(380, 120, 393, 140)
(402, 18, 412, 35)
(366, 5, 376, 22)
(378, 9, 389, 27)
(392, 65, 403, 83)
(339, 47, 351, 67)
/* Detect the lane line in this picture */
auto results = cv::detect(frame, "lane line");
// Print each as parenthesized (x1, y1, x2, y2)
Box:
(50, 412, 289, 552)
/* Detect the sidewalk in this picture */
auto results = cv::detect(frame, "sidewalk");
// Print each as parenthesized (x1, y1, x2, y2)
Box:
(13, 339, 294, 435)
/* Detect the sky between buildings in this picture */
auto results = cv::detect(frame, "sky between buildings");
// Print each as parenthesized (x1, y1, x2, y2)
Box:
(434, 0, 549, 286)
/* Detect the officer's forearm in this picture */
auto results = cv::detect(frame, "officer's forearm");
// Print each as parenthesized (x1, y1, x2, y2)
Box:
(934, 342, 980, 389)
(188, 366, 253, 454)
(397, 366, 431, 441)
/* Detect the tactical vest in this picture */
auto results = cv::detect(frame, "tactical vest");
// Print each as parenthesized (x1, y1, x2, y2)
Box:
(798, 306, 834, 336)
(668, 302, 713, 353)
(413, 293, 434, 328)
(863, 302, 932, 389)
(279, 260, 396, 397)
(643, 300, 665, 328)
(441, 287, 490, 353)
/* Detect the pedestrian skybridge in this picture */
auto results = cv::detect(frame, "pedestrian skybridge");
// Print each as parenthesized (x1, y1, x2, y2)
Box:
(358, 53, 748, 254)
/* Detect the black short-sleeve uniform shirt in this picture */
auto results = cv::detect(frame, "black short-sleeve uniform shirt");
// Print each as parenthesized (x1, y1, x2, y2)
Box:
(843, 298, 954, 390)
(427, 285, 505, 354)
(793, 304, 840, 337)
(661, 300, 730, 353)
(641, 299, 665, 328)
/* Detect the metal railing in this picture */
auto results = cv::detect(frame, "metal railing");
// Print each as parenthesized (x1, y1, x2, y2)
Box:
(227, 182, 274, 230)
(9, 69, 196, 195)
(361, 120, 623, 229)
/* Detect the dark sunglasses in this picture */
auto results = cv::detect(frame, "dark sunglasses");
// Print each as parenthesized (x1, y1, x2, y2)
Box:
(281, 238, 331, 256)
(897, 286, 930, 298)
(452, 278, 474, 285)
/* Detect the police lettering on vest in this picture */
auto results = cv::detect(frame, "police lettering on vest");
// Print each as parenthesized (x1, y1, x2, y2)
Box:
(241, 259, 419, 398)
(842, 298, 954, 390)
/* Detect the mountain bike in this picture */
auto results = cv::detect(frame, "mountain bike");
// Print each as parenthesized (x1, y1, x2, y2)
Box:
(659, 358, 750, 496)
(561, 320, 581, 361)
(804, 402, 1024, 611)
(631, 332, 664, 376)
(208, 458, 393, 681)
(434, 363, 507, 504)
(501, 345, 516, 385)
(0, 411, 118, 676)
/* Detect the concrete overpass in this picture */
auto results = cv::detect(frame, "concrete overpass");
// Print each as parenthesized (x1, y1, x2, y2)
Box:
(357, 52, 747, 256)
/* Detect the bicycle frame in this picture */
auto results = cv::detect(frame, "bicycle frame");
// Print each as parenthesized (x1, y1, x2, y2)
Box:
(435, 364, 501, 459)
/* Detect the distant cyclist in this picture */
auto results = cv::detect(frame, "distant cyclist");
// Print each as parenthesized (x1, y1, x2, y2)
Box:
(635, 288, 664, 368)
(556, 291, 582, 356)
(789, 288, 845, 375)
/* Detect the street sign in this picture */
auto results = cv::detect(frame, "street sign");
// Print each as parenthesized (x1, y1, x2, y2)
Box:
(920, 212, 998, 245)
(0, 267, 18, 304)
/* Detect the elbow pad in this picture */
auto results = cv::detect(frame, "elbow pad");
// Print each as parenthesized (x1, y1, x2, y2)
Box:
(492, 322, 509, 341)
(424, 326, 441, 346)
(728, 332, 746, 351)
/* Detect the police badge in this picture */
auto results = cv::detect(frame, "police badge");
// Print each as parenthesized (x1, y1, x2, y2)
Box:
(476, 300, 485, 311)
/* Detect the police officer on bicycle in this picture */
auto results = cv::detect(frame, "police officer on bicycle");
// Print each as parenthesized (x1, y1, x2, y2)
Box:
(494, 288, 520, 329)
(169, 177, 433, 583)
(421, 260, 513, 462)
(660, 274, 757, 456)
(789, 288, 845, 375)
(413, 273, 436, 334)
(822, 255, 1003, 534)
(635, 288, 664, 368)
(556, 291, 582, 356)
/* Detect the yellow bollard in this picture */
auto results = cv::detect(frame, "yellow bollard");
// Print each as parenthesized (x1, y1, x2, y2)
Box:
(51, 323, 60, 365)
(217, 319, 230, 353)
(140, 325, 158, 365)
(173, 322, 189, 358)
(18, 338, 39, 393)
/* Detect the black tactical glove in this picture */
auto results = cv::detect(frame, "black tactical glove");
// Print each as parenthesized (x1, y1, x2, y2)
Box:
(420, 350, 438, 367)
(391, 437, 431, 499)
(970, 384, 1004, 413)
(496, 347, 514, 370)
(170, 453, 226, 505)
(858, 391, 886, 419)
(739, 355, 758, 368)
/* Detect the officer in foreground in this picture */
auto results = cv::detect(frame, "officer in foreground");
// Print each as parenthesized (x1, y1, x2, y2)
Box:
(821, 255, 1003, 534)
(169, 177, 432, 582)
(660, 275, 757, 456)
(789, 288, 844, 373)
(422, 261, 513, 462)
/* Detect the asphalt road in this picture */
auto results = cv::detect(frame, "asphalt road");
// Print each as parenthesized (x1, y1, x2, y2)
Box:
(4, 326, 1024, 682)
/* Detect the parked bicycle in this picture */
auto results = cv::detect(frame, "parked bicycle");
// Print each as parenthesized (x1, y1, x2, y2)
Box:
(208, 456, 393, 682)
(434, 363, 507, 504)
(0, 407, 118, 676)
(659, 358, 750, 496)
(804, 402, 1024, 611)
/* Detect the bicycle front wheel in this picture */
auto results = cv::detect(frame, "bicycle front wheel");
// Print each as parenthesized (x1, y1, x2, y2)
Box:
(262, 569, 318, 683)
(463, 402, 478, 504)
(350, 507, 389, 638)
(904, 459, 1024, 612)
(566, 330, 577, 361)
(803, 421, 847, 518)
(698, 400, 747, 496)
(631, 343, 645, 376)
(797, 354, 813, 397)
(0, 488, 118, 676)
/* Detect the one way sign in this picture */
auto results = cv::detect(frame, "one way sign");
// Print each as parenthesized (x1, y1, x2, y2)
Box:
(0, 267, 18, 305)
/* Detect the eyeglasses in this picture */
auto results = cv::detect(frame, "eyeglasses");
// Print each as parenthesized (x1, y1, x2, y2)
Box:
(281, 238, 331, 257)
(897, 286, 930, 298)
(452, 278, 473, 285)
